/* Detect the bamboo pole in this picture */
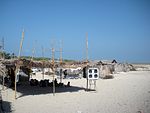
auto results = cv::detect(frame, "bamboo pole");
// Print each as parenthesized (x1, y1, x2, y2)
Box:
(18, 29, 24, 57)
(2, 72, 4, 90)
(1, 70, 5, 90)
(51, 47, 55, 96)
(15, 29, 24, 99)
(86, 32, 88, 63)
(2, 37, 5, 90)
(29, 41, 36, 79)
(42, 46, 44, 80)
(86, 32, 89, 91)
(59, 40, 62, 83)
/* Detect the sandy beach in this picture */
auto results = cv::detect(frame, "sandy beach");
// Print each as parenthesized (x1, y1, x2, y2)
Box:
(1, 0, 150, 113)
(1, 71, 150, 113)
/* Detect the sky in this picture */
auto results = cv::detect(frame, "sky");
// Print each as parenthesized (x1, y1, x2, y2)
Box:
(0, 0, 150, 63)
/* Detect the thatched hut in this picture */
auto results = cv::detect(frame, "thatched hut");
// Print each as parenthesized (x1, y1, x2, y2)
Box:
(99, 65, 114, 79)
(97, 60, 117, 65)
(114, 63, 135, 73)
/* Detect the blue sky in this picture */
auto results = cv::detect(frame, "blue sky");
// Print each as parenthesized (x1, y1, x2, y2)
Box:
(0, 0, 150, 63)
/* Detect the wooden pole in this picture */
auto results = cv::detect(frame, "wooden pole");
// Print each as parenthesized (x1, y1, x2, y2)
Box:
(2, 70, 5, 90)
(15, 65, 18, 99)
(2, 37, 4, 60)
(86, 32, 89, 91)
(29, 41, 36, 79)
(30, 47, 35, 79)
(2, 37, 5, 90)
(18, 29, 24, 57)
(42, 46, 44, 80)
(2, 72, 4, 90)
(59, 40, 62, 83)
(86, 32, 88, 63)
(31, 46, 35, 60)
(52, 47, 55, 96)
(15, 29, 24, 99)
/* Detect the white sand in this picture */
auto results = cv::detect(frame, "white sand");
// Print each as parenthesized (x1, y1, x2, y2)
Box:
(1, 71, 150, 113)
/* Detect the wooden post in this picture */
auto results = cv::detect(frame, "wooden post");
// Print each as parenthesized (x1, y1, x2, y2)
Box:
(86, 32, 89, 91)
(86, 32, 88, 63)
(42, 46, 44, 80)
(59, 40, 63, 83)
(60, 69, 62, 83)
(15, 65, 18, 99)
(18, 29, 24, 57)
(86, 68, 89, 91)
(52, 47, 55, 96)
(15, 29, 24, 99)
(2, 73, 4, 90)
(2, 70, 5, 90)
(2, 37, 5, 90)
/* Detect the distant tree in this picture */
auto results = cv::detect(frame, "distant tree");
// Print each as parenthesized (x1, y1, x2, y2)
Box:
(11, 53, 15, 58)
(11, 53, 17, 59)
(0, 51, 13, 59)
(4, 52, 11, 59)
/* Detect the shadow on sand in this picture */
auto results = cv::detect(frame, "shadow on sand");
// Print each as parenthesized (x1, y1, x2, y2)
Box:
(1, 101, 13, 113)
(16, 83, 85, 99)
